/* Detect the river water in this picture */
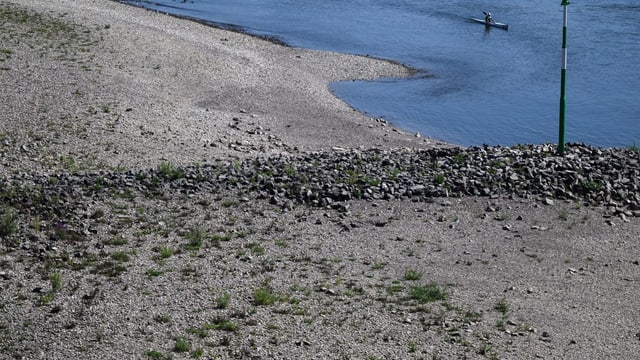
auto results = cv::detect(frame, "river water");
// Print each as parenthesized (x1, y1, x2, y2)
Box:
(121, 0, 640, 147)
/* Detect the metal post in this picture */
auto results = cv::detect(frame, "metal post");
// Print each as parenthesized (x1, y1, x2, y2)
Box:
(558, 0, 570, 155)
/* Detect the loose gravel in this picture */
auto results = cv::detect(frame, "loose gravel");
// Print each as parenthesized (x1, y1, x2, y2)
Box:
(1, 1, 639, 359)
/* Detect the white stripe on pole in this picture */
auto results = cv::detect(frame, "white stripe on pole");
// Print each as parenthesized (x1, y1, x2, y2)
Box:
(562, 8, 568, 69)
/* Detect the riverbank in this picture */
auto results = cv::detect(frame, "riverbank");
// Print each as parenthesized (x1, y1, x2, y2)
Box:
(1, 1, 639, 359)
(1, 0, 443, 175)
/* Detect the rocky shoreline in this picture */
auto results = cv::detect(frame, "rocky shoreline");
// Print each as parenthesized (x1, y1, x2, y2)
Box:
(3, 140, 640, 359)
(2, 1, 640, 359)
(4, 142, 640, 205)
(2, 140, 640, 359)
(3, 142, 638, 263)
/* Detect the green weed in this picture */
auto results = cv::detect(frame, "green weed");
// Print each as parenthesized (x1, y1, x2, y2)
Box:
(157, 162, 185, 180)
(404, 269, 423, 281)
(204, 318, 237, 332)
(249, 243, 265, 255)
(254, 288, 280, 306)
(409, 284, 447, 304)
(157, 246, 175, 259)
(582, 180, 602, 192)
(49, 272, 63, 292)
(184, 228, 206, 251)
(146, 269, 164, 278)
(408, 340, 417, 353)
(0, 207, 19, 238)
(558, 209, 569, 221)
(215, 293, 231, 309)
(192, 348, 204, 359)
(173, 338, 191, 353)
(494, 298, 510, 314)
(111, 251, 130, 263)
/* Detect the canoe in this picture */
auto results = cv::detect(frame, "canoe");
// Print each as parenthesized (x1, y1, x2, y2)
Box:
(470, 18, 509, 30)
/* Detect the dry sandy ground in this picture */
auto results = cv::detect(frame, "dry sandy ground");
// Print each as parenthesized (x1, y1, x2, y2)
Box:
(1, 0, 443, 174)
(0, 1, 639, 359)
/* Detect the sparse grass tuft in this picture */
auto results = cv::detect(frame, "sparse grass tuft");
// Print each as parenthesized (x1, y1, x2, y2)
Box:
(408, 340, 417, 353)
(254, 287, 280, 306)
(582, 180, 602, 192)
(494, 298, 510, 314)
(409, 284, 447, 304)
(157, 162, 185, 180)
(157, 246, 175, 259)
(215, 293, 231, 309)
(38, 292, 55, 305)
(558, 209, 569, 221)
(453, 152, 468, 164)
(104, 236, 128, 246)
(479, 343, 498, 358)
(386, 283, 405, 295)
(0, 206, 19, 238)
(186, 318, 238, 341)
(173, 338, 191, 353)
(146, 269, 164, 278)
(111, 251, 130, 263)
(212, 233, 232, 242)
(221, 199, 237, 208)
(205, 318, 237, 332)
(186, 327, 207, 339)
(91, 261, 127, 277)
(184, 228, 206, 251)
(154, 314, 171, 324)
(249, 242, 265, 255)
(192, 348, 204, 359)
(404, 269, 423, 281)
(0, 4, 101, 70)
(49, 272, 63, 293)
(274, 239, 288, 248)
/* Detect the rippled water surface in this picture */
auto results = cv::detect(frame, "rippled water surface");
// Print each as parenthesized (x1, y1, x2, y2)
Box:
(123, 0, 640, 147)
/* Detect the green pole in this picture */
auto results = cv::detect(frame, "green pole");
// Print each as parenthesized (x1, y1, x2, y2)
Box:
(558, 0, 570, 155)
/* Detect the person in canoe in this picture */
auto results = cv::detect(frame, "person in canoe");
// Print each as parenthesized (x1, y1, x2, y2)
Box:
(484, 11, 494, 24)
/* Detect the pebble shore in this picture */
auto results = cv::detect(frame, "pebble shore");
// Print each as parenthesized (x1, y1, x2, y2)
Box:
(3, 143, 639, 244)
(1, 1, 639, 359)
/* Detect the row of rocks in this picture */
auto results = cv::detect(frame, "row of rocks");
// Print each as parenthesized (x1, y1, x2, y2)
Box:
(2, 143, 639, 225)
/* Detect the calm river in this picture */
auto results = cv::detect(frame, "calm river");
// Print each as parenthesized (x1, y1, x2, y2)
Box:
(122, 0, 640, 147)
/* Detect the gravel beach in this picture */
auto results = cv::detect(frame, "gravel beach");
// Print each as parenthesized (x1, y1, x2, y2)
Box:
(1, 1, 639, 359)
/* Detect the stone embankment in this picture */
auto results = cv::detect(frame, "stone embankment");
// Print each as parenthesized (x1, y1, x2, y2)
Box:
(2, 144, 639, 226)
(2, 142, 639, 265)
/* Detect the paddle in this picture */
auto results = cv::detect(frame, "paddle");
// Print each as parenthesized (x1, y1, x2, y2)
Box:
(482, 11, 494, 24)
